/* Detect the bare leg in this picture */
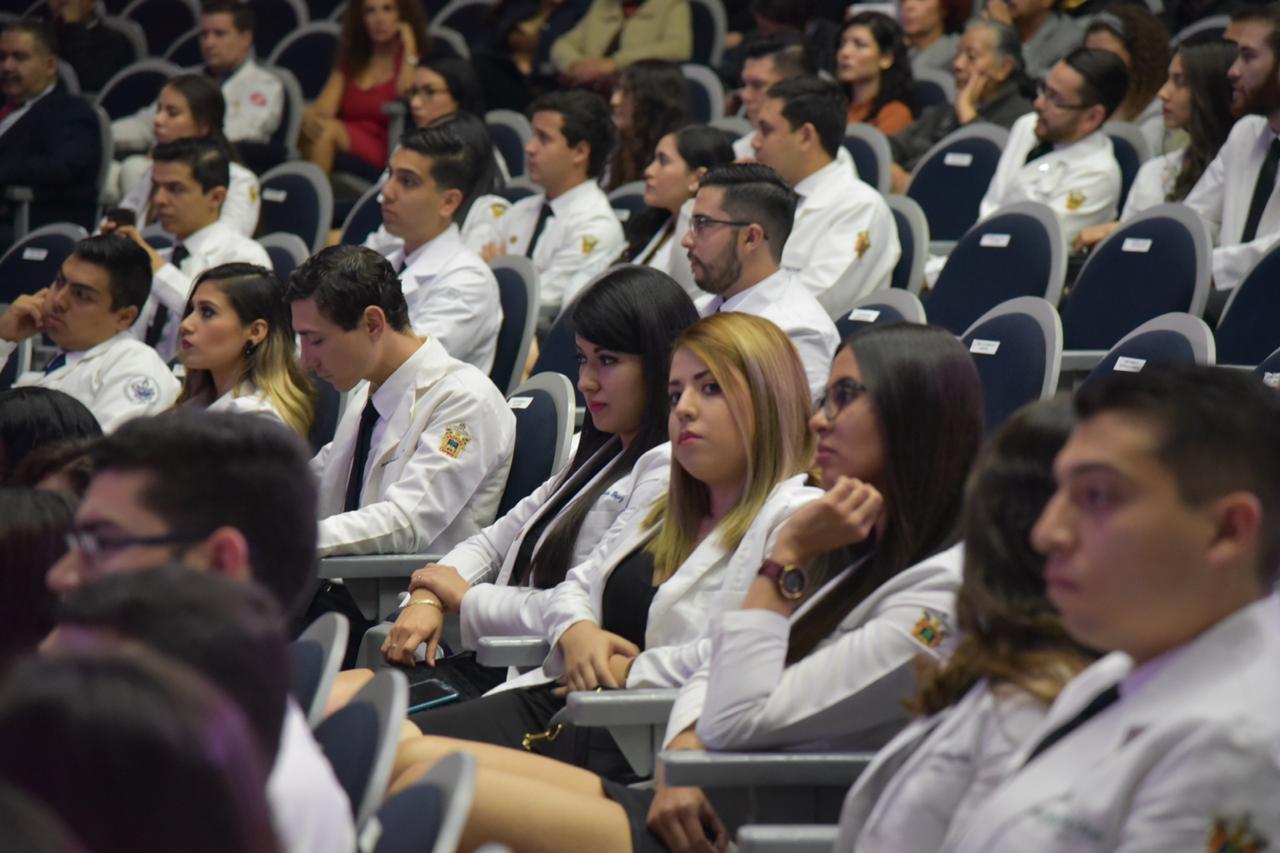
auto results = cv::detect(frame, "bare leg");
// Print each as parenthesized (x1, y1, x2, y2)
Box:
(323, 668, 375, 719)
(391, 734, 608, 799)
(301, 119, 350, 175)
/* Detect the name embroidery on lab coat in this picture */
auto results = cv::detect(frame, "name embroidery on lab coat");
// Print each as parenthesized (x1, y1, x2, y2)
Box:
(439, 423, 471, 458)
(1208, 814, 1268, 853)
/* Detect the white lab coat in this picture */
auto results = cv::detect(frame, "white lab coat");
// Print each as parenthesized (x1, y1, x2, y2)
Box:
(457, 442, 672, 651)
(979, 112, 1122, 249)
(947, 595, 1280, 852)
(631, 201, 698, 299)
(697, 268, 841, 402)
(1120, 147, 1183, 222)
(134, 221, 272, 363)
(268, 701, 355, 853)
(835, 679, 1051, 853)
(668, 543, 965, 749)
(205, 381, 285, 425)
(312, 337, 515, 557)
(785, 158, 900, 319)
(0, 332, 179, 432)
(389, 224, 502, 374)
(512, 475, 822, 695)
(474, 179, 624, 317)
(112, 59, 284, 153)
(1184, 115, 1280, 291)
(119, 160, 261, 237)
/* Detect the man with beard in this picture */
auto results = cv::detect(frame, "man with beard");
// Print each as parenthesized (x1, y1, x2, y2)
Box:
(978, 47, 1127, 249)
(1185, 7, 1280, 295)
(679, 163, 838, 402)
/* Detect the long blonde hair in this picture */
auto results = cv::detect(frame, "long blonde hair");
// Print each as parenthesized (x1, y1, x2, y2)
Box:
(175, 264, 315, 438)
(645, 313, 815, 581)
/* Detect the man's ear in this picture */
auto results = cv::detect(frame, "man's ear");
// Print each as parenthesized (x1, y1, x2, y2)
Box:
(440, 187, 464, 220)
(363, 305, 389, 339)
(112, 304, 140, 333)
(208, 185, 228, 210)
(570, 139, 591, 172)
(1205, 492, 1264, 582)
(189, 526, 253, 585)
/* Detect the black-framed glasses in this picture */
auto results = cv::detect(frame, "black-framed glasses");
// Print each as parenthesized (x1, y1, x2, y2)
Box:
(1035, 81, 1090, 111)
(65, 530, 208, 565)
(815, 378, 868, 419)
(688, 214, 758, 238)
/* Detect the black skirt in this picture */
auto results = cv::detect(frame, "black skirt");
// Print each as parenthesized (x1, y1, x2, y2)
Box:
(600, 778, 667, 853)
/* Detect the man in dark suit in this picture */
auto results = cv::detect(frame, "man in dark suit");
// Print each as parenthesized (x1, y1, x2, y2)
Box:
(0, 19, 102, 246)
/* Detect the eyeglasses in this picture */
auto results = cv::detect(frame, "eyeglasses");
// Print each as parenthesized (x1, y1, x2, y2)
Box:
(815, 378, 868, 420)
(65, 529, 207, 565)
(1036, 81, 1090, 111)
(688, 214, 760, 239)
(407, 85, 448, 100)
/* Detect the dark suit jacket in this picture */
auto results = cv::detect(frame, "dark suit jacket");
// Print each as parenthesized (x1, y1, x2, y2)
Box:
(889, 80, 1035, 173)
(0, 86, 102, 230)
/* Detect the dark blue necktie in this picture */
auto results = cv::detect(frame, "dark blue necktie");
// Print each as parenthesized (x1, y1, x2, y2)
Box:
(145, 244, 188, 347)
(343, 398, 380, 512)
(524, 202, 554, 258)
(1024, 683, 1120, 765)
(43, 352, 66, 375)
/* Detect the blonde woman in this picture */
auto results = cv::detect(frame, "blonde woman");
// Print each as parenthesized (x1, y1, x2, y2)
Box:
(393, 312, 821, 781)
(175, 263, 315, 438)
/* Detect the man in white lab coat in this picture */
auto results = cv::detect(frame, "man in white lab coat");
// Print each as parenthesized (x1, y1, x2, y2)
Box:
(752, 76, 899, 319)
(0, 234, 178, 432)
(473, 90, 623, 329)
(949, 365, 1280, 851)
(978, 47, 1127, 249)
(383, 124, 502, 374)
(680, 163, 840, 402)
(1185, 7, 1280, 295)
(288, 245, 515, 559)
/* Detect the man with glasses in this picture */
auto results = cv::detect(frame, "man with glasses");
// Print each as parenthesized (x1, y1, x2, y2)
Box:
(681, 163, 839, 402)
(978, 47, 1128, 248)
(45, 410, 355, 853)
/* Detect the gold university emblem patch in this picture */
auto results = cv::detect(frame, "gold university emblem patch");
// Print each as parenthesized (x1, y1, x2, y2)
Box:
(855, 230, 871, 259)
(1207, 815, 1268, 853)
(1066, 191, 1086, 211)
(439, 423, 471, 458)
(581, 236, 598, 255)
(912, 609, 947, 649)
(490, 203, 507, 218)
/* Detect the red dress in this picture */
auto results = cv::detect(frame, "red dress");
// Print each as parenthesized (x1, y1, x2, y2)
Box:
(339, 51, 402, 169)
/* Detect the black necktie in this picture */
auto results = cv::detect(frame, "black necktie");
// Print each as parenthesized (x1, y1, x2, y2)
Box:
(1025, 141, 1053, 165)
(145, 244, 188, 347)
(1242, 138, 1280, 243)
(343, 398, 380, 512)
(524, 202, 554, 258)
(43, 352, 66, 374)
(1024, 683, 1120, 765)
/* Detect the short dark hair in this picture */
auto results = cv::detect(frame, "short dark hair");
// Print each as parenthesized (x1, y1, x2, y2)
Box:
(87, 411, 319, 612)
(1061, 46, 1130, 120)
(765, 75, 848, 159)
(0, 388, 100, 484)
(57, 566, 288, 764)
(698, 163, 799, 261)
(71, 234, 153, 313)
(0, 488, 74, 672)
(284, 245, 411, 332)
(744, 31, 814, 77)
(151, 136, 230, 193)
(399, 123, 478, 212)
(1075, 365, 1280, 584)
(528, 90, 614, 179)
(426, 111, 502, 217)
(201, 0, 254, 33)
(1231, 5, 1280, 60)
(3, 19, 56, 57)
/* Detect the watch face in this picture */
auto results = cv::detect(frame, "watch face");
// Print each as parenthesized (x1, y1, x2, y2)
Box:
(779, 567, 806, 599)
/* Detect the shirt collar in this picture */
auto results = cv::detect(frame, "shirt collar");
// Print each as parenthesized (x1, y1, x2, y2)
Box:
(177, 220, 224, 255)
(66, 330, 133, 363)
(792, 158, 844, 201)
(369, 337, 432, 419)
(546, 178, 600, 216)
(399, 223, 462, 272)
(712, 267, 788, 313)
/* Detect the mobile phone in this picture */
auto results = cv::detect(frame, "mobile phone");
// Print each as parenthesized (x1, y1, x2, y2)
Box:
(406, 674, 461, 713)
(103, 207, 136, 228)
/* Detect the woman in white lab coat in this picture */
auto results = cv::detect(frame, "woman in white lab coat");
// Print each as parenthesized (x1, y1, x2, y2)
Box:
(392, 312, 821, 782)
(173, 263, 314, 439)
(387, 322, 986, 852)
(835, 397, 1098, 852)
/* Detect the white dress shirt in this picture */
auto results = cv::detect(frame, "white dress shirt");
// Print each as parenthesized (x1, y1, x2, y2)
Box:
(389, 224, 502, 374)
(0, 332, 179, 432)
(1184, 115, 1280, 291)
(311, 337, 515, 557)
(785, 157, 900, 318)
(119, 160, 261, 237)
(696, 269, 840, 402)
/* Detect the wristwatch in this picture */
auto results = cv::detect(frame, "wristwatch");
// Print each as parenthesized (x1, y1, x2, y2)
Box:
(758, 559, 808, 600)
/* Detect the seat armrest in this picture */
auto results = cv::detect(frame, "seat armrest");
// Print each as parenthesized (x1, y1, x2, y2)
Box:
(927, 239, 956, 256)
(558, 688, 678, 727)
(475, 635, 549, 667)
(658, 750, 874, 788)
(317, 554, 438, 580)
(737, 825, 838, 853)
(3, 187, 33, 202)
(1059, 350, 1107, 373)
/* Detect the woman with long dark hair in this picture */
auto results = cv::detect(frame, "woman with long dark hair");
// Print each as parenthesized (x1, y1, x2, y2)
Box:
(606, 60, 692, 191)
(174, 263, 315, 438)
(1083, 5, 1170, 151)
(835, 398, 1096, 850)
(838, 12, 915, 134)
(1072, 34, 1235, 253)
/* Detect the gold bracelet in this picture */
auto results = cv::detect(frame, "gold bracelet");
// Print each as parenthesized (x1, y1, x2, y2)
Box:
(405, 597, 443, 612)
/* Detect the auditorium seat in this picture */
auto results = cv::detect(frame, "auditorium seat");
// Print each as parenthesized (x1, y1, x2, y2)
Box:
(960, 296, 1062, 434)
(1081, 312, 1215, 390)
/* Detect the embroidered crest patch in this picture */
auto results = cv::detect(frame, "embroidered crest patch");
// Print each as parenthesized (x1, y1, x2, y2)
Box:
(248, 185, 258, 204)
(123, 376, 160, 405)
(1207, 815, 1268, 853)
(855, 230, 871, 259)
(251, 91, 266, 107)
(510, 235, 518, 244)
(439, 423, 471, 458)
(581, 235, 598, 255)
(912, 609, 947, 649)
(1066, 191, 1086, 211)
(491, 203, 508, 218)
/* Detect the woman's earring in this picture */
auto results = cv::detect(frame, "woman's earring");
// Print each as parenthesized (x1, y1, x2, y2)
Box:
(244, 341, 257, 357)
